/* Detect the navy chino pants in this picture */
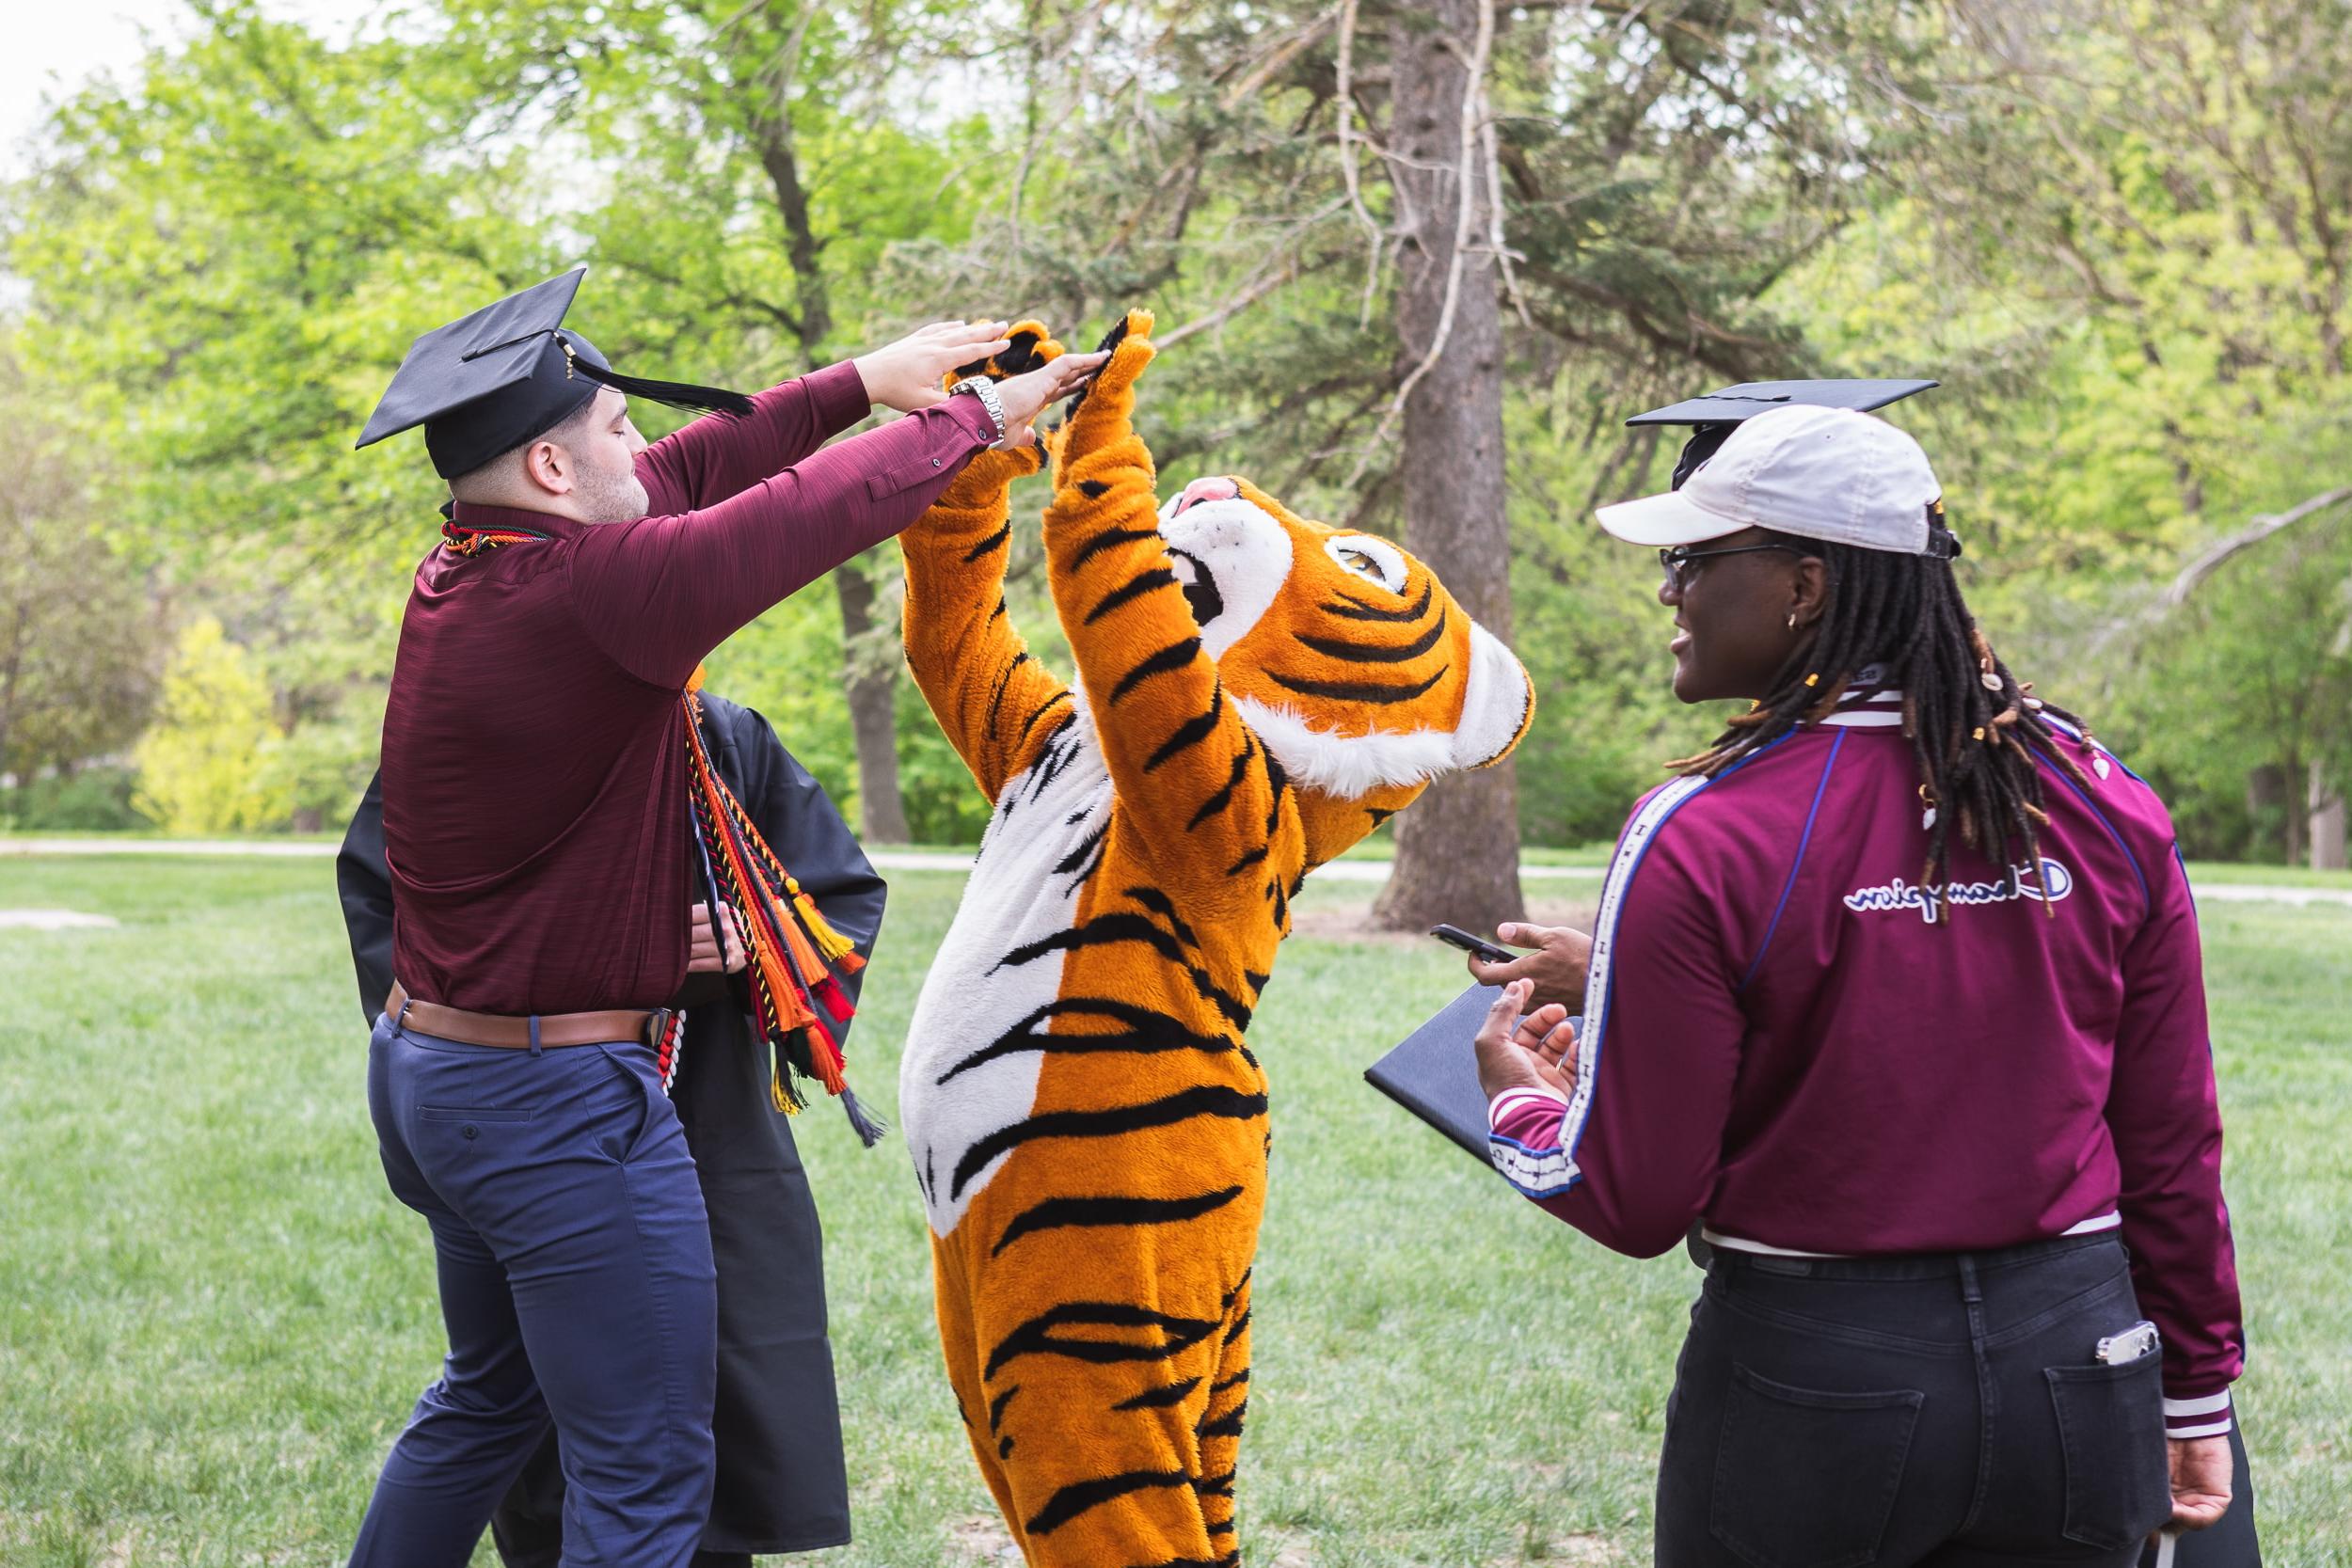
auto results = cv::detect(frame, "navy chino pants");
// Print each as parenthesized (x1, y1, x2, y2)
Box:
(349, 1013, 718, 1568)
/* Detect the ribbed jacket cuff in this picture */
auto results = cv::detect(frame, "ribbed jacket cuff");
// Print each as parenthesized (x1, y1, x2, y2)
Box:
(2162, 1388, 2233, 1439)
(1489, 1086, 1570, 1124)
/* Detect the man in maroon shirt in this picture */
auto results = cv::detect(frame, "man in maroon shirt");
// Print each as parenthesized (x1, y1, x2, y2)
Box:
(343, 270, 1100, 1568)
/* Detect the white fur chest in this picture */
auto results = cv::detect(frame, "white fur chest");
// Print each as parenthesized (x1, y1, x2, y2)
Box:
(899, 708, 1114, 1236)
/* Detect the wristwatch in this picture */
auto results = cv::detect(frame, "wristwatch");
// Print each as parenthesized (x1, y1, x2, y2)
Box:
(947, 377, 1007, 444)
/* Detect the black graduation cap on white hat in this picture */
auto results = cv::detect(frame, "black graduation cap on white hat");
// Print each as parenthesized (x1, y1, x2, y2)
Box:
(355, 268, 755, 479)
(1628, 378, 1938, 490)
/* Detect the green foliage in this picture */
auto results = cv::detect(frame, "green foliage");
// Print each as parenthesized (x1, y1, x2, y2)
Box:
(6, 0, 2347, 859)
(2115, 515, 2352, 862)
(132, 618, 292, 835)
(0, 767, 149, 832)
(0, 352, 163, 784)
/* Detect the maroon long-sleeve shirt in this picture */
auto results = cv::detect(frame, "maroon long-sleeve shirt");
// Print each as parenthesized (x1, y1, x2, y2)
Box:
(1486, 684, 2244, 1430)
(379, 360, 995, 1016)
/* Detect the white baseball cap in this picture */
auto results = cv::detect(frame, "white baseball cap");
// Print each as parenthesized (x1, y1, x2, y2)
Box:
(1596, 404, 1947, 554)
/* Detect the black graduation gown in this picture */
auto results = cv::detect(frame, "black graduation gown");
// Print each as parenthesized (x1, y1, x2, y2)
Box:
(337, 693, 885, 1559)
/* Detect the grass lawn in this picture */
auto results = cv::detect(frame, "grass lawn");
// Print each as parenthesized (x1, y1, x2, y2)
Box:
(1, 856, 2346, 1566)
(2182, 859, 2352, 891)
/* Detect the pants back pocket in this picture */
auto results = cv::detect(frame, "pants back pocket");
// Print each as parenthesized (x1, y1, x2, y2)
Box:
(1711, 1363, 1923, 1568)
(2045, 1355, 2170, 1549)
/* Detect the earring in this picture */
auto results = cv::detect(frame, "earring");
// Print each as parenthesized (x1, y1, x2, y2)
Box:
(1787, 612, 1799, 629)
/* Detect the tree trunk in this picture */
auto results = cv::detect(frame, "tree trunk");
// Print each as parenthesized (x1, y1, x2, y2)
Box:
(2280, 752, 2308, 865)
(749, 74, 914, 844)
(1371, 0, 1525, 935)
(2310, 758, 2346, 872)
(836, 553, 912, 844)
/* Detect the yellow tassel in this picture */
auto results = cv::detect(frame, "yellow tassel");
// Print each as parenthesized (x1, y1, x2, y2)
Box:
(789, 879, 862, 966)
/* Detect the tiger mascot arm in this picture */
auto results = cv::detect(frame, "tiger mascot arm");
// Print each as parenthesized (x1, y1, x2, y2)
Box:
(1041, 310, 1301, 904)
(898, 324, 1076, 803)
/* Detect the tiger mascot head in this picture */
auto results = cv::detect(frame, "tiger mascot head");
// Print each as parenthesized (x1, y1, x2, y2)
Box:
(1010, 309, 1535, 861)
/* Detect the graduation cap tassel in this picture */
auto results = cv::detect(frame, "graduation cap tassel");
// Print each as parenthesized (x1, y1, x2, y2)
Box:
(564, 344, 755, 420)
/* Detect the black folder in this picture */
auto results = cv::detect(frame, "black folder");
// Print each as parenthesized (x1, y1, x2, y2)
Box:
(1363, 983, 1509, 1164)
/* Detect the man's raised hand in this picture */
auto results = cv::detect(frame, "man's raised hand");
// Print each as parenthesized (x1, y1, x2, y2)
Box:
(854, 321, 1016, 414)
(991, 351, 1109, 451)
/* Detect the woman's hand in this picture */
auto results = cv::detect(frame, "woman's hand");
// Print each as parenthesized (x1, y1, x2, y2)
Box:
(853, 321, 1017, 413)
(687, 901, 747, 974)
(1467, 922, 1593, 1013)
(2163, 1434, 2233, 1532)
(1472, 978, 1581, 1102)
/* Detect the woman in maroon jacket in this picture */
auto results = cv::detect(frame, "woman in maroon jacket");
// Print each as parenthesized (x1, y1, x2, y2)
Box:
(1470, 402, 2248, 1566)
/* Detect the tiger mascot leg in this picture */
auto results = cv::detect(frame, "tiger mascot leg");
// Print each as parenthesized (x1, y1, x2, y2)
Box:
(898, 314, 1533, 1567)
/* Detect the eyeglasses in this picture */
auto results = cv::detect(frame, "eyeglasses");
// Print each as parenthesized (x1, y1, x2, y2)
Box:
(1657, 541, 1812, 593)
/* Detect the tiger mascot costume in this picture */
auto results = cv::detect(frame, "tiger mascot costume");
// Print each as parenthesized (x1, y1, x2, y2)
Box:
(896, 310, 1533, 1567)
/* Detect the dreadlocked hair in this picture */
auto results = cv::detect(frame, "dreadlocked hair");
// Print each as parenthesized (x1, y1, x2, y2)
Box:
(1666, 532, 2100, 917)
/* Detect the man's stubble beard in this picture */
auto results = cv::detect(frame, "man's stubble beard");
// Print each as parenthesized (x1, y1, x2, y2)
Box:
(576, 455, 651, 524)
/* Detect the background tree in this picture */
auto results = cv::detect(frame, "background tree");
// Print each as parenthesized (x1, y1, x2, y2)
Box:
(1369, 0, 1525, 930)
(133, 617, 291, 834)
(0, 356, 162, 803)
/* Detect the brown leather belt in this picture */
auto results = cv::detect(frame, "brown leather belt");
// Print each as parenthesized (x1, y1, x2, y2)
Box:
(386, 982, 660, 1051)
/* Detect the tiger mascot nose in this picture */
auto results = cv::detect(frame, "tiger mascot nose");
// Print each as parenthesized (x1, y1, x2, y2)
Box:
(1172, 474, 1240, 514)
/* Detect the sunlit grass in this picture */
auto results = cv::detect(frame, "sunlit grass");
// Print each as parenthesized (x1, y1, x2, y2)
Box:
(1, 857, 2344, 1565)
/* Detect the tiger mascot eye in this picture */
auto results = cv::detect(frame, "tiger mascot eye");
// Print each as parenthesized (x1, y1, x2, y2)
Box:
(896, 310, 1533, 1567)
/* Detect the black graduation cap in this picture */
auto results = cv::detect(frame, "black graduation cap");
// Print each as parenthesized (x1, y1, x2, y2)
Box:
(355, 268, 755, 479)
(1628, 378, 1938, 490)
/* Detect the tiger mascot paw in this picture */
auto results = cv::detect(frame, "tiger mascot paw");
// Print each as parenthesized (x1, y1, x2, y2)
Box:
(940, 318, 1062, 490)
(898, 305, 1534, 1568)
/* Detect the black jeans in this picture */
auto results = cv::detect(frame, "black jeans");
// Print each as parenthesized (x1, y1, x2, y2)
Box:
(1658, 1232, 2173, 1568)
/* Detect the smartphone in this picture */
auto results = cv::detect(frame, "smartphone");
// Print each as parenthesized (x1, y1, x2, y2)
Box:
(2094, 1320, 2159, 1365)
(1429, 924, 1516, 964)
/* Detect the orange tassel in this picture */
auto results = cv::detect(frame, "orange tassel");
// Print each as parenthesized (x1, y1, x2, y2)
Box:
(773, 898, 833, 988)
